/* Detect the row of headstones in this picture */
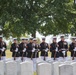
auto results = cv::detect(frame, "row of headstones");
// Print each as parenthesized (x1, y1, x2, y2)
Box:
(0, 59, 76, 75)
(0, 60, 33, 75)
(37, 61, 76, 75)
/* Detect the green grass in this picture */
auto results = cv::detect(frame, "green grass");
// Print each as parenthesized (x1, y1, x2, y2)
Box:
(6, 50, 71, 58)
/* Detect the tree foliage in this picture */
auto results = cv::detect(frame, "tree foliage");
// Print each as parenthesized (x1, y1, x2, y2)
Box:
(0, 0, 76, 38)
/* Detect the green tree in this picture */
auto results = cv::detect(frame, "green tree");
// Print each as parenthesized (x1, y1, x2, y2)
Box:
(0, 0, 76, 38)
(39, 0, 76, 36)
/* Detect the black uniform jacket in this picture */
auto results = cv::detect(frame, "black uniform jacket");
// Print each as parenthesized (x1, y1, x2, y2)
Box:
(69, 42, 76, 57)
(0, 41, 7, 56)
(40, 42, 49, 56)
(58, 40, 68, 57)
(50, 42, 59, 58)
(26, 42, 39, 58)
(26, 42, 34, 58)
(19, 42, 27, 57)
(10, 43, 19, 57)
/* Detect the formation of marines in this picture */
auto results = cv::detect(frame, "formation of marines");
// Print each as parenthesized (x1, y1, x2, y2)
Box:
(0, 35, 76, 62)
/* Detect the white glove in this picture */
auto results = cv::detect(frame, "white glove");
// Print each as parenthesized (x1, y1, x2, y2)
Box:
(61, 48, 66, 51)
(45, 48, 48, 52)
(15, 48, 18, 52)
(23, 48, 26, 52)
(23, 50, 25, 52)
(56, 47, 58, 52)
(74, 47, 76, 51)
(64, 42, 67, 45)
(2, 47, 5, 52)
(24, 48, 26, 51)
(32, 48, 35, 52)
(62, 51, 65, 56)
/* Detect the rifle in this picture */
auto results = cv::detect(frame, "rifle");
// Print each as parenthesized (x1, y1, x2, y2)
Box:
(14, 52, 16, 60)
(0, 42, 5, 60)
(21, 43, 27, 62)
(54, 44, 58, 60)
(72, 51, 75, 60)
(44, 51, 46, 61)
(43, 49, 49, 61)
(62, 42, 67, 58)
(31, 43, 36, 60)
(72, 42, 76, 60)
(35, 44, 39, 58)
(0, 51, 3, 60)
(14, 44, 19, 61)
(31, 52, 34, 60)
(35, 49, 38, 58)
(21, 52, 24, 62)
(62, 49, 66, 58)
(54, 51, 56, 60)
(44, 43, 48, 61)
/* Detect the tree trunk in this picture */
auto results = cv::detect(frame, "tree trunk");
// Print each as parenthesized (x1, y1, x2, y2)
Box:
(31, 31, 36, 38)
(0, 31, 3, 35)
(75, 33, 76, 36)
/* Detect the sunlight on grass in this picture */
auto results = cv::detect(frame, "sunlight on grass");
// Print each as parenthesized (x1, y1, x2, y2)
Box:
(6, 50, 71, 58)
(6, 50, 12, 58)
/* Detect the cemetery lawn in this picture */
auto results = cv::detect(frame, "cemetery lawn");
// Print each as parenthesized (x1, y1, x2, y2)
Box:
(6, 50, 71, 58)
(6, 50, 12, 58)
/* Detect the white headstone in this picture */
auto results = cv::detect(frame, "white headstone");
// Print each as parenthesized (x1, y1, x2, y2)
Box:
(65, 57, 72, 61)
(64, 61, 72, 65)
(16, 60, 21, 75)
(36, 58, 46, 72)
(47, 60, 56, 75)
(37, 63, 52, 75)
(59, 64, 73, 75)
(19, 61, 33, 75)
(45, 57, 52, 62)
(53, 62, 63, 75)
(47, 59, 54, 64)
(5, 58, 13, 62)
(5, 61, 17, 75)
(36, 58, 44, 64)
(71, 62, 76, 75)
(0, 61, 4, 75)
